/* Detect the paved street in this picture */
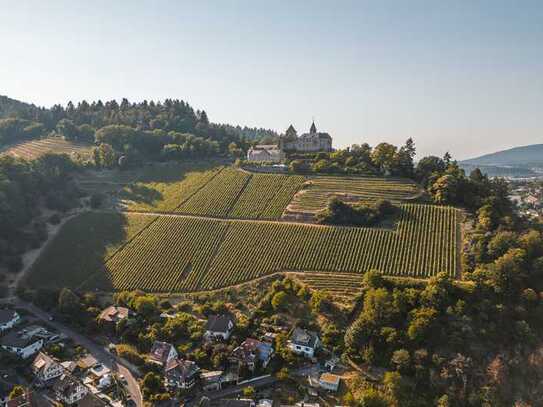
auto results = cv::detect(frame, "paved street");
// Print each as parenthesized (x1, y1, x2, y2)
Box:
(3, 299, 143, 407)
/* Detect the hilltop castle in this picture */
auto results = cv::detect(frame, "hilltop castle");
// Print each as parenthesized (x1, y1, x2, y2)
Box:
(247, 121, 332, 162)
(279, 121, 333, 153)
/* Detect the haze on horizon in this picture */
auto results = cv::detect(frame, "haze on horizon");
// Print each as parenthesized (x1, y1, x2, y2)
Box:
(1, 0, 541, 160)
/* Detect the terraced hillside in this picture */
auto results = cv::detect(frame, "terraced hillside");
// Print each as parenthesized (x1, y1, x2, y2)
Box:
(286, 176, 422, 220)
(27, 203, 460, 293)
(2, 137, 93, 160)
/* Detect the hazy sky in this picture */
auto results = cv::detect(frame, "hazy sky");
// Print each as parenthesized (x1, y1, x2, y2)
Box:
(1, 1, 542, 159)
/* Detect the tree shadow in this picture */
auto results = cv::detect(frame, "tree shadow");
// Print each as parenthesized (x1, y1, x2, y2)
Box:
(25, 212, 132, 292)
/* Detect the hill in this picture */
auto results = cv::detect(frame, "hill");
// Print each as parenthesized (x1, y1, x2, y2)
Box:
(462, 144, 543, 168)
(0, 95, 42, 119)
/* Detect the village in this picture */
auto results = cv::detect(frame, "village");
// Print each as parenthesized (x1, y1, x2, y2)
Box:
(509, 178, 543, 219)
(0, 274, 354, 407)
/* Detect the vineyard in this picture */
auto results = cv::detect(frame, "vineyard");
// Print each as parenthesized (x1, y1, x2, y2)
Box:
(28, 203, 460, 293)
(26, 212, 155, 289)
(119, 163, 222, 212)
(121, 166, 305, 220)
(287, 176, 422, 215)
(1, 137, 93, 160)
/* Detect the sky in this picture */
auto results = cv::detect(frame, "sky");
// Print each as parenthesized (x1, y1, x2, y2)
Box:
(0, 1, 542, 160)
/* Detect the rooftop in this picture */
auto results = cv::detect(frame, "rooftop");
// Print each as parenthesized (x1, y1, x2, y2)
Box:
(290, 328, 319, 349)
(205, 314, 235, 333)
(0, 309, 18, 325)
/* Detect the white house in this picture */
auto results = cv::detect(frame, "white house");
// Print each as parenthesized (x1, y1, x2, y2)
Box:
(204, 314, 235, 341)
(0, 331, 43, 359)
(148, 341, 178, 366)
(0, 309, 20, 332)
(53, 374, 88, 405)
(287, 328, 320, 358)
(319, 372, 341, 392)
(32, 352, 63, 383)
(247, 145, 285, 163)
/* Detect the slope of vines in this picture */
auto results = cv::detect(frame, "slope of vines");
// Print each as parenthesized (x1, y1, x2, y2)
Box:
(56, 203, 460, 293)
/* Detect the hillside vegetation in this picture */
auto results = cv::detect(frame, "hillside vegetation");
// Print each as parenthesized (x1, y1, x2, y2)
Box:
(27, 203, 459, 293)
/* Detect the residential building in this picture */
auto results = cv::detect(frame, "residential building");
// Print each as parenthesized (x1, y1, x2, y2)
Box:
(0, 310, 20, 332)
(319, 373, 341, 392)
(5, 390, 35, 407)
(230, 338, 273, 371)
(247, 145, 285, 162)
(0, 331, 43, 359)
(53, 374, 88, 405)
(148, 341, 178, 366)
(164, 359, 200, 389)
(31, 352, 63, 383)
(97, 306, 132, 327)
(204, 314, 235, 341)
(77, 355, 98, 371)
(288, 328, 320, 358)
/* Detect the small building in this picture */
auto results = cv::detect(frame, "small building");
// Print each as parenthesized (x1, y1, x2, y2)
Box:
(256, 400, 273, 407)
(77, 354, 98, 371)
(288, 328, 320, 358)
(148, 341, 178, 366)
(319, 373, 340, 392)
(0, 310, 20, 333)
(247, 145, 285, 163)
(31, 352, 63, 384)
(204, 314, 235, 341)
(230, 338, 273, 371)
(164, 359, 200, 389)
(97, 306, 132, 327)
(200, 371, 223, 391)
(53, 374, 89, 405)
(0, 331, 43, 359)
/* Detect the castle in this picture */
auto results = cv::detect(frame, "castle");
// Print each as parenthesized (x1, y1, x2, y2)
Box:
(247, 121, 332, 162)
(279, 121, 333, 153)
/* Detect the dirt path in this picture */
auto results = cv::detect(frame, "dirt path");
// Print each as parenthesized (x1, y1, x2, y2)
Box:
(7, 209, 84, 298)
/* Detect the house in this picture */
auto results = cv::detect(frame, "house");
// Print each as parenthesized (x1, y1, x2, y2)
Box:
(148, 341, 178, 366)
(5, 391, 35, 407)
(318, 373, 340, 392)
(97, 306, 132, 327)
(77, 354, 98, 371)
(279, 122, 333, 153)
(200, 371, 223, 391)
(53, 374, 88, 405)
(164, 359, 200, 389)
(0, 331, 43, 359)
(287, 328, 320, 358)
(204, 314, 235, 341)
(230, 338, 273, 371)
(31, 352, 63, 383)
(0, 310, 20, 332)
(247, 145, 285, 163)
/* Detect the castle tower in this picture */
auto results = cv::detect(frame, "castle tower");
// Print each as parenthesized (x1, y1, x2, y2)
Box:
(310, 121, 317, 134)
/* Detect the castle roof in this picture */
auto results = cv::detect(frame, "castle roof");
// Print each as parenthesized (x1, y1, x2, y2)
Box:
(310, 121, 317, 134)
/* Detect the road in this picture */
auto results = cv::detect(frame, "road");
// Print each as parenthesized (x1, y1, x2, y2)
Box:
(5, 299, 143, 407)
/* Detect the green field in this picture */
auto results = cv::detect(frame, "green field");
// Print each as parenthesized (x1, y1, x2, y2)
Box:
(27, 204, 459, 293)
(287, 176, 421, 213)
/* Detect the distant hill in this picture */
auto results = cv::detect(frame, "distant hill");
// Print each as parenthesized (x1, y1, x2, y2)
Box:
(0, 95, 42, 119)
(462, 144, 543, 168)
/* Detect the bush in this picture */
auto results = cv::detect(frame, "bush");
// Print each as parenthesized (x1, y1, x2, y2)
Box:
(116, 344, 145, 366)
